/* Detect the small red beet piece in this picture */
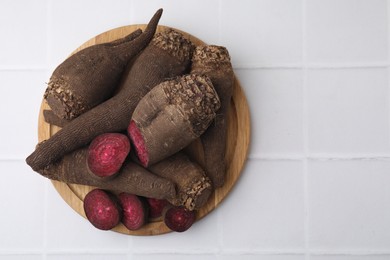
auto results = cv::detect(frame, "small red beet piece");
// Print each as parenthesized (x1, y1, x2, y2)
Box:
(87, 133, 130, 178)
(128, 120, 148, 167)
(83, 189, 122, 230)
(146, 198, 169, 219)
(164, 206, 196, 232)
(118, 193, 148, 230)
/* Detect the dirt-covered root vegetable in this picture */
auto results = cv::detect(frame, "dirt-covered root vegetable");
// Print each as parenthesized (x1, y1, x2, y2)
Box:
(87, 133, 130, 178)
(129, 74, 221, 167)
(83, 189, 122, 230)
(26, 27, 194, 172)
(44, 12, 163, 120)
(146, 198, 169, 219)
(148, 152, 213, 211)
(163, 206, 196, 232)
(118, 193, 148, 230)
(190, 45, 234, 188)
(38, 147, 177, 201)
(45, 28, 143, 120)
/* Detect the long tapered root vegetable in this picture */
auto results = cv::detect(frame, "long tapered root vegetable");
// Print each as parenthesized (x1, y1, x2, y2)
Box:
(44, 27, 144, 120)
(26, 26, 194, 172)
(163, 206, 196, 232)
(118, 193, 148, 230)
(190, 45, 234, 188)
(87, 133, 130, 178)
(83, 189, 122, 230)
(128, 74, 221, 167)
(38, 147, 177, 201)
(148, 152, 212, 210)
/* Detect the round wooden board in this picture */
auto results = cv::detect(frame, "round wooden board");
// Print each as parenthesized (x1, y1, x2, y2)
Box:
(37, 25, 251, 235)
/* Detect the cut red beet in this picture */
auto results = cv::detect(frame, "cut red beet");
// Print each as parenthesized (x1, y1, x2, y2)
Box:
(118, 193, 148, 230)
(146, 198, 169, 219)
(163, 206, 196, 232)
(83, 189, 122, 230)
(128, 120, 148, 167)
(87, 133, 130, 178)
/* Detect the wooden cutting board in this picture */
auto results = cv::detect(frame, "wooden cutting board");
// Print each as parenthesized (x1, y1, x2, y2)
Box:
(37, 25, 251, 235)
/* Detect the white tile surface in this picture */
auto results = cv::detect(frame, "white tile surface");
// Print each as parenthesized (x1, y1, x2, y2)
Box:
(220, 0, 303, 67)
(0, 70, 48, 159)
(0, 161, 45, 250)
(133, 255, 217, 260)
(236, 69, 304, 156)
(0, 256, 42, 260)
(46, 254, 128, 260)
(308, 160, 390, 249)
(1, 0, 390, 258)
(49, 0, 133, 66)
(220, 160, 305, 249)
(306, 0, 388, 63)
(307, 68, 390, 154)
(132, 0, 220, 44)
(0, 0, 47, 68)
(218, 255, 305, 260)
(310, 255, 390, 260)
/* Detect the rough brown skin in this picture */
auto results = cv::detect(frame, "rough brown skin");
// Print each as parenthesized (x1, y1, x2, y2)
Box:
(26, 24, 194, 171)
(128, 74, 221, 167)
(38, 147, 177, 201)
(118, 193, 148, 230)
(87, 133, 130, 178)
(83, 189, 122, 230)
(163, 205, 196, 232)
(148, 152, 212, 210)
(191, 45, 234, 188)
(45, 27, 145, 120)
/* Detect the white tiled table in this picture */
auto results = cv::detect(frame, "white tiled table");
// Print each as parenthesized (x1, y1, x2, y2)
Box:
(1, 1, 389, 259)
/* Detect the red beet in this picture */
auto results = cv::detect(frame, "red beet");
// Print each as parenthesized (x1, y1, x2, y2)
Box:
(163, 206, 196, 232)
(118, 193, 148, 230)
(128, 120, 148, 167)
(146, 198, 169, 219)
(83, 189, 122, 230)
(87, 133, 130, 178)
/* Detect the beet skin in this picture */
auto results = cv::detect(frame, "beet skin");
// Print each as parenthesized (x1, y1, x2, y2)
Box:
(83, 189, 122, 230)
(146, 198, 169, 219)
(118, 193, 148, 230)
(163, 206, 196, 232)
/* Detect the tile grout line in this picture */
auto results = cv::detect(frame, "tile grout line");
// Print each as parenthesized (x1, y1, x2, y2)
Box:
(301, 0, 310, 259)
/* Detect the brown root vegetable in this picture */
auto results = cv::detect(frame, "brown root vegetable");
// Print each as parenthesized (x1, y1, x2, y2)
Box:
(146, 198, 169, 219)
(163, 205, 196, 232)
(128, 74, 221, 167)
(118, 193, 148, 230)
(26, 27, 194, 172)
(191, 45, 234, 188)
(45, 27, 144, 120)
(148, 152, 212, 210)
(87, 133, 130, 178)
(83, 189, 122, 230)
(38, 147, 176, 201)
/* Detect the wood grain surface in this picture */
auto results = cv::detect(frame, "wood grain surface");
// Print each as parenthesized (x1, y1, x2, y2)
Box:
(37, 25, 251, 235)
